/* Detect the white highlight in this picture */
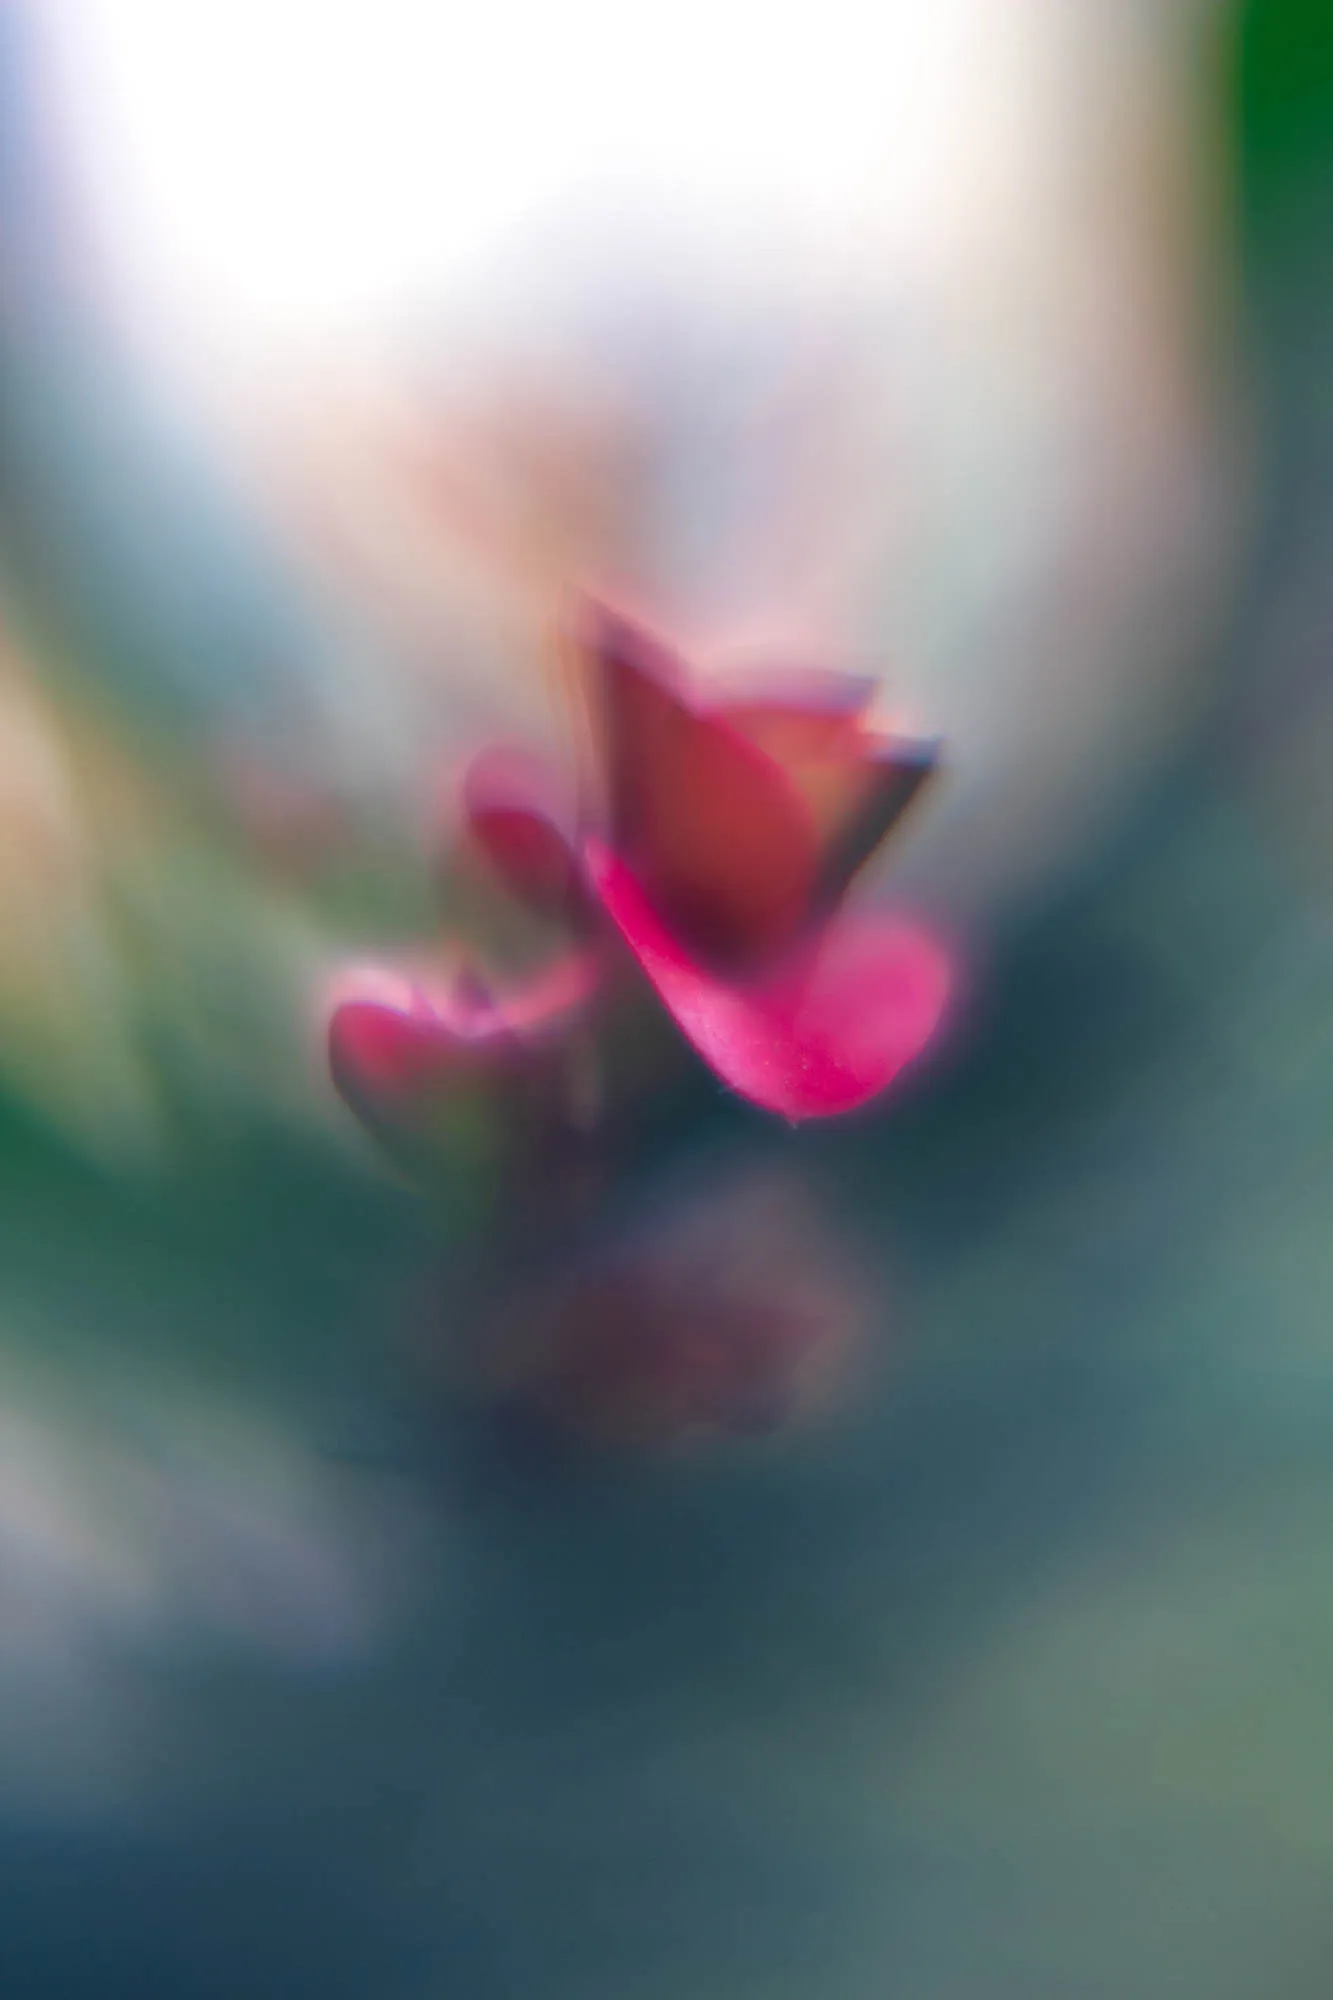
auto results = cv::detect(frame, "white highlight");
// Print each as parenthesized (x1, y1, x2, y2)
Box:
(44, 0, 1002, 356)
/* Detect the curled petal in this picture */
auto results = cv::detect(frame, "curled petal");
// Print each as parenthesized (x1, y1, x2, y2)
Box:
(328, 991, 511, 1191)
(588, 606, 819, 966)
(586, 842, 951, 1120)
(331, 998, 471, 1107)
(328, 949, 602, 1132)
(328, 980, 512, 1125)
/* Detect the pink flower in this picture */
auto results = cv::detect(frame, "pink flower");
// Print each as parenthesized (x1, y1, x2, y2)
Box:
(467, 606, 952, 1120)
(327, 953, 598, 1171)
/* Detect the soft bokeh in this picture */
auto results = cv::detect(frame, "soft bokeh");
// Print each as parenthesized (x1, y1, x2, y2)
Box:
(3, 0, 1333, 1993)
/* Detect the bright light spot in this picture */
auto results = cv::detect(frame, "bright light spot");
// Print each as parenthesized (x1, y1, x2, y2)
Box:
(42, 0, 1005, 360)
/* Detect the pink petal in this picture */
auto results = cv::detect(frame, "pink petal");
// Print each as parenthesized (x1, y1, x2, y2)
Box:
(328, 989, 518, 1180)
(587, 606, 820, 966)
(461, 746, 581, 915)
(328, 990, 510, 1114)
(328, 949, 601, 1123)
(586, 841, 951, 1120)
